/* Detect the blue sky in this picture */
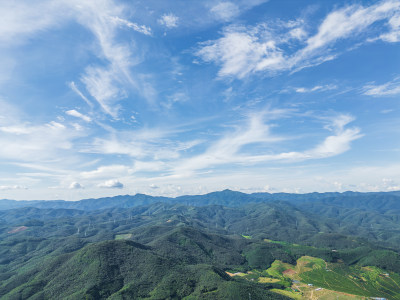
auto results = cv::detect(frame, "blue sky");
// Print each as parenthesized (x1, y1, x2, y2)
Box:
(1, 0, 400, 200)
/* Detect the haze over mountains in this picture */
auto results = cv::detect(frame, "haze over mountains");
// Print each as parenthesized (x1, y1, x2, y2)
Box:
(3, 189, 400, 211)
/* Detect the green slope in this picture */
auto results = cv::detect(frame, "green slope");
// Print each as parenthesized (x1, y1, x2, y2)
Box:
(0, 239, 288, 300)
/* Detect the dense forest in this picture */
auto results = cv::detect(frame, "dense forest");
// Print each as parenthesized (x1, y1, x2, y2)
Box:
(1, 190, 400, 299)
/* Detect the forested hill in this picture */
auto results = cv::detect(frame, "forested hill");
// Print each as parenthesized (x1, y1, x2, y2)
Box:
(1, 189, 400, 211)
(2, 191, 400, 298)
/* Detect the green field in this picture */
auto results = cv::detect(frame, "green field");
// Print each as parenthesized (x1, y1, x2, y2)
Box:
(267, 260, 295, 281)
(300, 263, 400, 299)
(229, 255, 400, 299)
(259, 256, 400, 299)
(115, 233, 132, 240)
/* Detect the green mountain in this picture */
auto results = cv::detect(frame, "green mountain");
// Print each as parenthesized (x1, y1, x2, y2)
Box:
(2, 189, 400, 211)
(1, 191, 400, 299)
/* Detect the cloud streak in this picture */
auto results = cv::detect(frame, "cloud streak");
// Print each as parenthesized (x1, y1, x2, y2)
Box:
(295, 84, 337, 93)
(174, 113, 362, 176)
(363, 76, 400, 96)
(66, 110, 92, 122)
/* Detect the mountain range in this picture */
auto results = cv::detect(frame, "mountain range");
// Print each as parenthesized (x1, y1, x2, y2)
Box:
(1, 190, 400, 299)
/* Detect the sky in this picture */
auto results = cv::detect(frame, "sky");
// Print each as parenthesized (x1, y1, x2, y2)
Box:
(0, 0, 400, 200)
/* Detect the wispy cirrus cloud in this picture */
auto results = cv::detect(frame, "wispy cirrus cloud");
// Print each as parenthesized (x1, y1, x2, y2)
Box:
(0, 100, 91, 186)
(371, 10, 400, 42)
(210, 2, 240, 22)
(196, 0, 400, 79)
(207, 0, 269, 23)
(294, 84, 337, 93)
(81, 165, 133, 179)
(363, 76, 400, 96)
(84, 121, 204, 161)
(66, 110, 92, 122)
(241, 115, 362, 163)
(71, 1, 152, 118)
(0, 120, 86, 162)
(298, 1, 399, 54)
(0, 0, 155, 119)
(175, 111, 285, 173)
(80, 66, 126, 118)
(196, 25, 286, 79)
(110, 16, 152, 36)
(174, 112, 362, 176)
(0, 0, 68, 44)
(68, 82, 94, 109)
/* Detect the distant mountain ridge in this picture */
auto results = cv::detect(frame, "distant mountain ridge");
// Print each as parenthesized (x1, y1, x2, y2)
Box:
(1, 189, 400, 211)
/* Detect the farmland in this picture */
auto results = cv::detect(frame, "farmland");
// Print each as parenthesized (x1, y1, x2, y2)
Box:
(227, 255, 400, 299)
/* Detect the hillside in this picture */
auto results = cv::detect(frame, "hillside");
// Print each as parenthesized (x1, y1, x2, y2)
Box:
(1, 191, 400, 299)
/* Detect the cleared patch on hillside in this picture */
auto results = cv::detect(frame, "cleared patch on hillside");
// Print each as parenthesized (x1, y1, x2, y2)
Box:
(264, 256, 400, 299)
(115, 233, 132, 240)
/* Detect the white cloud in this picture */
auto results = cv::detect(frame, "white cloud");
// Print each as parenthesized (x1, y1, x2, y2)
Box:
(196, 26, 285, 79)
(85, 126, 200, 163)
(210, 2, 240, 22)
(363, 77, 400, 96)
(68, 1, 155, 118)
(69, 82, 94, 109)
(0, 0, 156, 118)
(174, 110, 288, 175)
(0, 125, 31, 135)
(174, 113, 362, 176)
(98, 179, 124, 189)
(149, 183, 159, 189)
(245, 114, 362, 162)
(133, 161, 166, 173)
(301, 1, 399, 54)
(81, 165, 132, 179)
(196, 1, 400, 79)
(0, 185, 27, 191)
(89, 136, 146, 158)
(69, 182, 83, 189)
(72, 1, 135, 118)
(381, 178, 400, 191)
(288, 27, 307, 40)
(109, 16, 152, 36)
(0, 120, 85, 162)
(0, 101, 92, 190)
(66, 110, 92, 122)
(0, 0, 68, 44)
(158, 13, 179, 29)
(162, 92, 188, 109)
(378, 12, 400, 42)
(81, 66, 125, 118)
(295, 84, 337, 93)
